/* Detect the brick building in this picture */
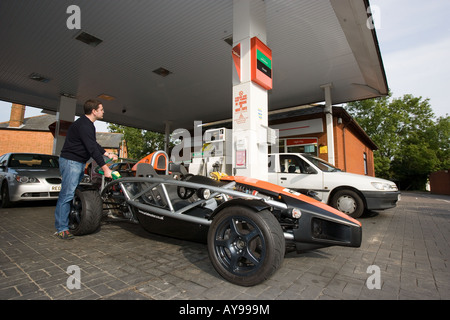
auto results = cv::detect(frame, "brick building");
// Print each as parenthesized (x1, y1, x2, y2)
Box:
(269, 105, 377, 176)
(0, 104, 126, 157)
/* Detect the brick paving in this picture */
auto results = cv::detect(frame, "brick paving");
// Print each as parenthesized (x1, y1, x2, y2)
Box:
(1, 191, 449, 300)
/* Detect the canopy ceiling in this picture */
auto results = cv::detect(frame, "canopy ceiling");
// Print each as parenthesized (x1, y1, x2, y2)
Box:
(0, 0, 387, 132)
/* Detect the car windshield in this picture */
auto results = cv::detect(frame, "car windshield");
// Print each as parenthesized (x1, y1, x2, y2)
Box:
(8, 154, 59, 168)
(302, 154, 341, 172)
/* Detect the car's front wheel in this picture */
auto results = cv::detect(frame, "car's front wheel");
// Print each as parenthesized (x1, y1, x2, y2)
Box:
(330, 189, 365, 218)
(0, 182, 12, 208)
(69, 188, 103, 235)
(207, 206, 285, 286)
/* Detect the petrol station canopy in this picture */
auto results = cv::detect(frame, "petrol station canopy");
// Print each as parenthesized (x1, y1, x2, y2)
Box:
(0, 0, 387, 133)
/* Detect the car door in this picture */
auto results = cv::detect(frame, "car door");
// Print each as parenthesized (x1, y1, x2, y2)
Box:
(275, 154, 326, 201)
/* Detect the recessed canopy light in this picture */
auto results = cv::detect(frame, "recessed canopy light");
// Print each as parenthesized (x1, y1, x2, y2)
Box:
(61, 92, 76, 99)
(97, 94, 115, 101)
(29, 73, 51, 83)
(153, 67, 172, 77)
(75, 31, 103, 47)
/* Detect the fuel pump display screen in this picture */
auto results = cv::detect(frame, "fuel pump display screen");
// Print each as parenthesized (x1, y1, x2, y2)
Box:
(251, 37, 272, 90)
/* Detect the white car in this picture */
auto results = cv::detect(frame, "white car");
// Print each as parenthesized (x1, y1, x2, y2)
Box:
(268, 153, 400, 218)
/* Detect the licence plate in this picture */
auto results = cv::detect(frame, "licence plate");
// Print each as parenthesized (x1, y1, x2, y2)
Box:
(51, 185, 61, 191)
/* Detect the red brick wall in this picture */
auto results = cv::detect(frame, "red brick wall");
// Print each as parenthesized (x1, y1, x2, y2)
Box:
(1, 129, 123, 158)
(334, 119, 375, 176)
(0, 130, 54, 155)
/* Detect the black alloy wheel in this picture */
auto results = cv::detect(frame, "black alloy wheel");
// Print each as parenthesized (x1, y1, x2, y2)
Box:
(207, 206, 285, 286)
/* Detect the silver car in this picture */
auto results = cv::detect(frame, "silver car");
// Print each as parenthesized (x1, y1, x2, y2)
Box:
(0, 153, 63, 207)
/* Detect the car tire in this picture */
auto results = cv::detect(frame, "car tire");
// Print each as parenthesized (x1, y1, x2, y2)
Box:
(207, 206, 285, 286)
(330, 189, 364, 218)
(0, 183, 12, 208)
(69, 188, 103, 236)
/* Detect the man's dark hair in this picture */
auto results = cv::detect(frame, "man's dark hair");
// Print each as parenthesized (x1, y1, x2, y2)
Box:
(84, 99, 102, 115)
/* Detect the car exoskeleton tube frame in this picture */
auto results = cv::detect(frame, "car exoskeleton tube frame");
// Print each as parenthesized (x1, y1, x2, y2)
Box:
(74, 153, 361, 286)
(100, 174, 361, 252)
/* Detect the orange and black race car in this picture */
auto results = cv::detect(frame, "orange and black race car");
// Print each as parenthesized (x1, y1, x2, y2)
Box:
(70, 151, 361, 287)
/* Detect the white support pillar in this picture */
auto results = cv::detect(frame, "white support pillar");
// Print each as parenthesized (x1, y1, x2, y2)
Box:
(164, 121, 172, 153)
(53, 96, 77, 155)
(232, 0, 269, 180)
(321, 83, 335, 165)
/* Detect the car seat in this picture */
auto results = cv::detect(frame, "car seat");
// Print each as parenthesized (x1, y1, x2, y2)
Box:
(132, 151, 169, 175)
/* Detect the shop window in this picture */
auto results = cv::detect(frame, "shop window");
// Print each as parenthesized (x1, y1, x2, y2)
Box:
(269, 138, 318, 156)
(287, 144, 317, 155)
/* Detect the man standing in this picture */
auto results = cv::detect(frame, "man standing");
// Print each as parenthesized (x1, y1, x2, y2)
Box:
(54, 99, 117, 239)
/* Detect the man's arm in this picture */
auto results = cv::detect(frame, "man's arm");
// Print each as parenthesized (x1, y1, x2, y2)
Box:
(80, 126, 106, 166)
(101, 151, 118, 178)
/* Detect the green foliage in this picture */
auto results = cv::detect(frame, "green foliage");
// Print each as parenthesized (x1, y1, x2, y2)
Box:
(107, 124, 171, 160)
(347, 93, 449, 190)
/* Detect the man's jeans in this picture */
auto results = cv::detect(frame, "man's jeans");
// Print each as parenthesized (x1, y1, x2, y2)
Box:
(54, 157, 85, 232)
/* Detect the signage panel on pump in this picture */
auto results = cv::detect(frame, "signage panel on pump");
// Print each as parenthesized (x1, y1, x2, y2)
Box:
(251, 37, 272, 90)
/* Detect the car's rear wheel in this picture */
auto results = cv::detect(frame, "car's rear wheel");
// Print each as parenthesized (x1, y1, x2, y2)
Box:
(69, 188, 103, 235)
(207, 206, 285, 286)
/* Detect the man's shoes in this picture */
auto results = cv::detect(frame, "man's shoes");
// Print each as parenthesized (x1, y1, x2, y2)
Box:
(54, 230, 74, 240)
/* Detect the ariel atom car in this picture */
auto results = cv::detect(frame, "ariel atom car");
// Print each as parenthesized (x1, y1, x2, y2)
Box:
(0, 153, 62, 207)
(70, 151, 362, 287)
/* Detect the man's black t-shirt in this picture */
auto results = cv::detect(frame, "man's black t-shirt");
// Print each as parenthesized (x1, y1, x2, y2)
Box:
(60, 115, 106, 166)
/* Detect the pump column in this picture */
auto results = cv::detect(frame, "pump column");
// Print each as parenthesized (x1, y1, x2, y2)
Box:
(164, 121, 172, 153)
(52, 96, 76, 155)
(232, 0, 270, 181)
(321, 83, 335, 165)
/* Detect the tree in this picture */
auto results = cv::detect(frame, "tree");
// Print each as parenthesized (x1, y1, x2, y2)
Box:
(346, 92, 400, 179)
(426, 115, 450, 170)
(107, 124, 170, 160)
(347, 93, 449, 190)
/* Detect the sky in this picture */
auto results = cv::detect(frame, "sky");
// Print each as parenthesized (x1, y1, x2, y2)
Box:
(0, 0, 448, 132)
(369, 0, 449, 118)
